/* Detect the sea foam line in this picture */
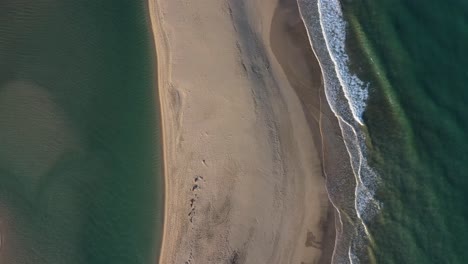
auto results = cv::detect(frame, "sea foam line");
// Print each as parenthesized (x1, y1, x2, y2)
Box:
(316, 0, 380, 236)
(297, 0, 381, 262)
(317, 0, 368, 126)
(315, 0, 381, 217)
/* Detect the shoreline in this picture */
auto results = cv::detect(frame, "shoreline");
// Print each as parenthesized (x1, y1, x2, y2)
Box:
(268, 1, 340, 262)
(298, 0, 372, 262)
(147, 0, 170, 263)
(150, 0, 339, 262)
(268, 0, 337, 262)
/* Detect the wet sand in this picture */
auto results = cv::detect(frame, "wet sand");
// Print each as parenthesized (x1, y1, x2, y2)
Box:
(269, 1, 338, 263)
(149, 0, 336, 262)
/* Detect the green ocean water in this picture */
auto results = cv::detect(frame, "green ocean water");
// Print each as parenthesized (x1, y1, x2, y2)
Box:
(0, 0, 162, 263)
(342, 0, 468, 263)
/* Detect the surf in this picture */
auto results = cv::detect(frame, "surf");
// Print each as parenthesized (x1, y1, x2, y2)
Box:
(297, 0, 381, 262)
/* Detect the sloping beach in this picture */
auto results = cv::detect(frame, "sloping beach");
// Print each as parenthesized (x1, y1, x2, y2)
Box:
(149, 0, 340, 263)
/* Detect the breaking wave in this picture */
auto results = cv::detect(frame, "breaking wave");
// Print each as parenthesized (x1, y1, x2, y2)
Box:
(297, 0, 381, 263)
(316, 0, 368, 125)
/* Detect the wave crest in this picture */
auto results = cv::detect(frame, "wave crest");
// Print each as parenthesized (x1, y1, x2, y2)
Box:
(297, 0, 381, 263)
(318, 0, 368, 125)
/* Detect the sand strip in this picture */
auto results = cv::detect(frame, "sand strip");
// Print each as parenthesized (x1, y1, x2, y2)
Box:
(150, 0, 335, 263)
(269, 1, 338, 263)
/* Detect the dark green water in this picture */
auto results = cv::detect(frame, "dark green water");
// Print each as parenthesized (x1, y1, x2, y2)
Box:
(0, 0, 162, 263)
(342, 0, 468, 263)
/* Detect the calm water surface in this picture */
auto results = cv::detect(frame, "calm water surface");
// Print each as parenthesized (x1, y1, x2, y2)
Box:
(342, 0, 468, 263)
(0, 0, 162, 263)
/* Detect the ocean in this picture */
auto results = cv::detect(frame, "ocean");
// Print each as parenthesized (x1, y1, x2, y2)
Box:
(299, 0, 468, 263)
(0, 0, 162, 263)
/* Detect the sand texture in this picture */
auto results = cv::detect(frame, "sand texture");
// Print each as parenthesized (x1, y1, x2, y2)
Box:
(149, 0, 333, 263)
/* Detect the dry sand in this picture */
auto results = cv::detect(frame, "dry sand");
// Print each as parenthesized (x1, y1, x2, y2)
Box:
(149, 0, 334, 263)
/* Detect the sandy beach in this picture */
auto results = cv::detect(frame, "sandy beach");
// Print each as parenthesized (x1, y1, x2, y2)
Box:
(149, 0, 335, 262)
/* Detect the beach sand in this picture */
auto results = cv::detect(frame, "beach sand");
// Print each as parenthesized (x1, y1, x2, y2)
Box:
(149, 0, 335, 263)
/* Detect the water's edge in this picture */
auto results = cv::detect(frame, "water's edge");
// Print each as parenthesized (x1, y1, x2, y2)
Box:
(145, 0, 165, 261)
(297, 0, 380, 262)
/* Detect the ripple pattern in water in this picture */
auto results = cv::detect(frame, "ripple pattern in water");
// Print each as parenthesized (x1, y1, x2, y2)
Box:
(0, 1, 162, 263)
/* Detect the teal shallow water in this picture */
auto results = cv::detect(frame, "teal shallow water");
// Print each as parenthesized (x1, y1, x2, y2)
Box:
(341, 0, 468, 263)
(0, 0, 162, 263)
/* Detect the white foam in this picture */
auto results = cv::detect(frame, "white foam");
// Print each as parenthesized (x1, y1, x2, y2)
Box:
(316, 0, 381, 217)
(317, 0, 368, 125)
(296, 0, 382, 262)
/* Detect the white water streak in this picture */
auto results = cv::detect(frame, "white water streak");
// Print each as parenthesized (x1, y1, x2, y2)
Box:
(297, 0, 382, 262)
(317, 0, 368, 125)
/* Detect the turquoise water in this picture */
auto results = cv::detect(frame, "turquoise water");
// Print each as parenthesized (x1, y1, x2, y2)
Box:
(341, 0, 468, 263)
(0, 0, 162, 263)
